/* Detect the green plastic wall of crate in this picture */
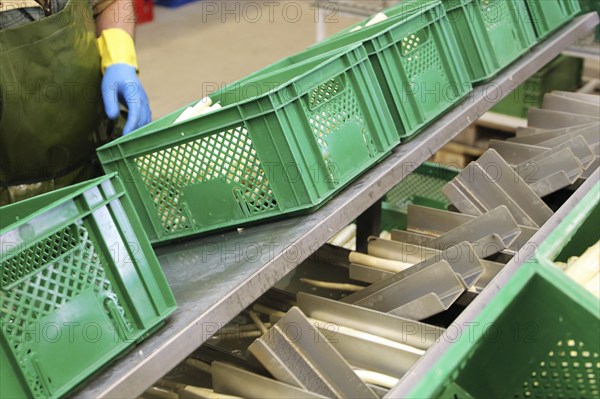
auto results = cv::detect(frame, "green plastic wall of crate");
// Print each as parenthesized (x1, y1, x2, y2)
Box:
(579, 0, 600, 40)
(527, 0, 582, 39)
(443, 0, 537, 83)
(0, 174, 176, 399)
(238, 1, 472, 140)
(492, 55, 583, 118)
(97, 44, 398, 243)
(381, 162, 459, 232)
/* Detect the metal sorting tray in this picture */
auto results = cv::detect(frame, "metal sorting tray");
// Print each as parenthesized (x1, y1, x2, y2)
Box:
(442, 149, 554, 228)
(404, 204, 537, 254)
(391, 205, 522, 258)
(490, 91, 600, 197)
(341, 242, 484, 320)
(248, 307, 379, 399)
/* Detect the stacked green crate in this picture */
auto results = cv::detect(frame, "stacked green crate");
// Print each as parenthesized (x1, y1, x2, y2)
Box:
(526, 0, 582, 39)
(0, 174, 176, 399)
(492, 55, 583, 118)
(246, 1, 472, 140)
(442, 0, 537, 83)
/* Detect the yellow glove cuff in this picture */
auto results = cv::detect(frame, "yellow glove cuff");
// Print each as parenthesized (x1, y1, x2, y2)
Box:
(97, 28, 139, 73)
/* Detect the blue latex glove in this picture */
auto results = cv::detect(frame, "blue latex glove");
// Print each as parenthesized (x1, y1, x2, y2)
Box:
(101, 63, 151, 135)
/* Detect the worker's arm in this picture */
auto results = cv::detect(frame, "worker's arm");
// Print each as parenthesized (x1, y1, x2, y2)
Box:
(95, 0, 151, 135)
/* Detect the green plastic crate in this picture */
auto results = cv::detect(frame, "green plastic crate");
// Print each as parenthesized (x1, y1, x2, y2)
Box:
(251, 1, 472, 140)
(98, 44, 398, 243)
(409, 262, 600, 398)
(443, 0, 537, 82)
(492, 55, 583, 118)
(526, 0, 582, 39)
(579, 0, 600, 41)
(536, 182, 600, 268)
(381, 162, 459, 232)
(0, 174, 176, 399)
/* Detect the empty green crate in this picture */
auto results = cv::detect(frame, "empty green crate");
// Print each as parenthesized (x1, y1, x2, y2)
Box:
(0, 174, 176, 399)
(492, 55, 583, 118)
(443, 0, 537, 82)
(409, 262, 600, 398)
(381, 162, 459, 231)
(526, 0, 582, 39)
(254, 1, 472, 140)
(97, 44, 398, 243)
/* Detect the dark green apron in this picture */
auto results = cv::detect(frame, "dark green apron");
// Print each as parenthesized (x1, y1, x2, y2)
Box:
(0, 0, 110, 205)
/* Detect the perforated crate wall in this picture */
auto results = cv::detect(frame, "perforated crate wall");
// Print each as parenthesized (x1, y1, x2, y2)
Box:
(133, 125, 276, 235)
(385, 164, 458, 211)
(1, 224, 132, 397)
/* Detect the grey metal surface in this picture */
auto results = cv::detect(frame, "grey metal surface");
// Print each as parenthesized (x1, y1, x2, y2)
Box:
(405, 204, 537, 254)
(74, 13, 600, 399)
(528, 108, 599, 129)
(552, 91, 600, 105)
(542, 93, 600, 117)
(488, 140, 549, 165)
(350, 261, 465, 320)
(349, 262, 394, 284)
(520, 148, 584, 197)
(297, 292, 443, 350)
(367, 238, 440, 265)
(386, 168, 600, 398)
(513, 123, 598, 141)
(211, 362, 328, 399)
(407, 205, 520, 255)
(342, 242, 478, 304)
(249, 307, 378, 399)
(368, 237, 484, 288)
(443, 149, 553, 228)
(311, 320, 422, 377)
(393, 226, 507, 260)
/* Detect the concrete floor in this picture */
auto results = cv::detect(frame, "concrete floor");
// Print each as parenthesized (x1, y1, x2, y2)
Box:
(136, 1, 362, 119)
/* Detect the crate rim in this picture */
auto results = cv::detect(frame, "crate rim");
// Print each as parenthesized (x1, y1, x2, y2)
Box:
(97, 42, 370, 153)
(0, 173, 118, 235)
(537, 181, 600, 264)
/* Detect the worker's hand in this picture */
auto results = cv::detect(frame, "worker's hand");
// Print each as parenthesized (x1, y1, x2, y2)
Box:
(101, 63, 151, 135)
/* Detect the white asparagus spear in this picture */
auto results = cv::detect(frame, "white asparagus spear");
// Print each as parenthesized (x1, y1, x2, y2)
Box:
(191, 96, 213, 114)
(174, 97, 213, 124)
(353, 369, 399, 389)
(565, 241, 600, 285)
(174, 107, 196, 124)
(300, 277, 364, 292)
(379, 230, 392, 240)
(349, 252, 413, 273)
(309, 318, 425, 356)
(329, 223, 357, 246)
(365, 12, 388, 27)
(144, 386, 179, 399)
(181, 386, 243, 399)
(200, 103, 222, 115)
(248, 310, 268, 335)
